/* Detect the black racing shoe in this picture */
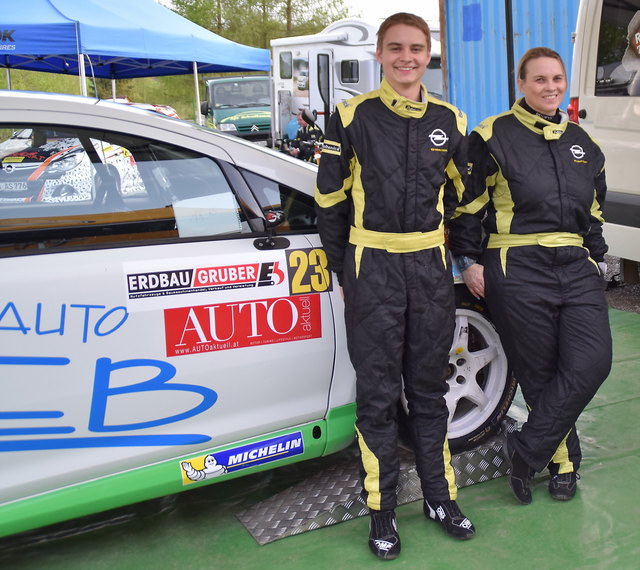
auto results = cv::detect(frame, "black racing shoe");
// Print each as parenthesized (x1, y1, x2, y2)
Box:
(549, 472, 580, 501)
(503, 434, 534, 505)
(368, 509, 401, 560)
(502, 434, 535, 505)
(423, 499, 476, 540)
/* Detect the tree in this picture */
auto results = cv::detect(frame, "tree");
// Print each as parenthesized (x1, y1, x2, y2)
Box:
(171, 0, 352, 49)
(2, 0, 356, 122)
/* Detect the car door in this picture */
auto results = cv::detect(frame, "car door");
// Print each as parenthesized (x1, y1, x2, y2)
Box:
(0, 121, 336, 504)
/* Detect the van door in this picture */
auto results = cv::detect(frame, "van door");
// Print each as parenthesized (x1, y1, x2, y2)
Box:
(572, 0, 640, 261)
(309, 50, 334, 133)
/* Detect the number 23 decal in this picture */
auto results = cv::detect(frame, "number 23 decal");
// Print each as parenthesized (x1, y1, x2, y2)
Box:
(287, 248, 332, 294)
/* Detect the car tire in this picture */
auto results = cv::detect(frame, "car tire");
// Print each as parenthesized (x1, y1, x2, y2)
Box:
(399, 287, 517, 453)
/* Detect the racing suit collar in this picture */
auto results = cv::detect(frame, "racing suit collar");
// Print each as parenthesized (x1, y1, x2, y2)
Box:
(512, 97, 569, 140)
(379, 78, 428, 119)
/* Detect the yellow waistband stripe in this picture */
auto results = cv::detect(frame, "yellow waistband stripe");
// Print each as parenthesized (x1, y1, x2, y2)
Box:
(349, 226, 445, 253)
(487, 232, 585, 275)
(487, 232, 584, 249)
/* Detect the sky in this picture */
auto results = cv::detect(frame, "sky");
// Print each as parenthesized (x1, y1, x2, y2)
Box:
(345, 0, 440, 27)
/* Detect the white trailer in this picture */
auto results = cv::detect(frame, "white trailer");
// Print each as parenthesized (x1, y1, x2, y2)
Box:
(270, 18, 442, 141)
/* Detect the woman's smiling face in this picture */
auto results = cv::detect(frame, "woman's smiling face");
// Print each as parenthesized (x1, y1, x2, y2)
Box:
(518, 56, 567, 116)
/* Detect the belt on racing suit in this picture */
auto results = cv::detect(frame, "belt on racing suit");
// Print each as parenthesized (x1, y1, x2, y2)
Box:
(486, 232, 586, 274)
(348, 226, 446, 277)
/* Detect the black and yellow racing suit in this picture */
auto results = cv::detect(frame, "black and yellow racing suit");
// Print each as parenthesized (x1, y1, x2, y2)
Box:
(449, 99, 612, 475)
(290, 124, 324, 162)
(315, 79, 467, 511)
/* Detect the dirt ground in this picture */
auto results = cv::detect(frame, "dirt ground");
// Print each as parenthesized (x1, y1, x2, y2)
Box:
(604, 255, 640, 314)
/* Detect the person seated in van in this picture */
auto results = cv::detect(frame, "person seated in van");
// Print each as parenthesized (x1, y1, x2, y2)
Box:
(251, 84, 269, 104)
(289, 109, 323, 161)
(214, 86, 231, 107)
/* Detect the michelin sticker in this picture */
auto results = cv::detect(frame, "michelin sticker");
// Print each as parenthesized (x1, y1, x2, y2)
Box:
(180, 431, 304, 485)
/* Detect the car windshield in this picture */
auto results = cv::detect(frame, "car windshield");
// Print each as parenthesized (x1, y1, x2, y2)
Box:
(213, 80, 269, 108)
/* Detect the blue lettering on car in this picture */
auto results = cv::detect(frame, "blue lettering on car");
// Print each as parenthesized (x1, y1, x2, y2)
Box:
(0, 356, 216, 451)
(0, 302, 129, 343)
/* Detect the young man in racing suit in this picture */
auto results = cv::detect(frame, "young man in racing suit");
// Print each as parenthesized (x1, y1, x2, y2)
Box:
(315, 13, 475, 561)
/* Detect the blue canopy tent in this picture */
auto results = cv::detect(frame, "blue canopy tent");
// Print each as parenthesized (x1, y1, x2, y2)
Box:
(1, 0, 271, 122)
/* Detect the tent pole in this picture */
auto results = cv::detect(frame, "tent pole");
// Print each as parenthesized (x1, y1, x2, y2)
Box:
(6, 69, 11, 90)
(193, 62, 202, 125)
(75, 21, 87, 97)
(78, 56, 87, 96)
(112, 79, 116, 99)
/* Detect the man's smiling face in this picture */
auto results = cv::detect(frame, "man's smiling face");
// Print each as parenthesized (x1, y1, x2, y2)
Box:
(376, 23, 431, 101)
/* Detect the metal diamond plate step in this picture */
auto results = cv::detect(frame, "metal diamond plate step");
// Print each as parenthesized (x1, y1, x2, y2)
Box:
(237, 417, 517, 545)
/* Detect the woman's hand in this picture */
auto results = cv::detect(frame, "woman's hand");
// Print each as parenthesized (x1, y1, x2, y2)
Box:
(462, 263, 485, 299)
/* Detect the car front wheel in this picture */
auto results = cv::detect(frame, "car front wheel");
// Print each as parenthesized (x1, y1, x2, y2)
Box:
(400, 288, 517, 453)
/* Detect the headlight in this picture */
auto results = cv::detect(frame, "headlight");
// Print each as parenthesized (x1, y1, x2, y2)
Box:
(49, 152, 83, 173)
(218, 124, 238, 132)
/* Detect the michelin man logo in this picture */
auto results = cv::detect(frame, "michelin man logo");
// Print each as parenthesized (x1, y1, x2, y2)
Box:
(182, 454, 227, 481)
(429, 129, 449, 147)
(570, 145, 586, 160)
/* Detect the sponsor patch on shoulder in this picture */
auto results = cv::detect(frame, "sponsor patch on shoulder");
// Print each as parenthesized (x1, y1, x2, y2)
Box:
(321, 140, 341, 155)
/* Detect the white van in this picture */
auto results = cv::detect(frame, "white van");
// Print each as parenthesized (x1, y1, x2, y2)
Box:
(569, 0, 640, 264)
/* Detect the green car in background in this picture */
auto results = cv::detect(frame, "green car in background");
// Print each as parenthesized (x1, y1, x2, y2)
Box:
(201, 75, 271, 144)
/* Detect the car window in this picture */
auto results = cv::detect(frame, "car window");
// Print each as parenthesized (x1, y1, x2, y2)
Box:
(240, 169, 317, 233)
(595, 1, 640, 96)
(0, 125, 255, 255)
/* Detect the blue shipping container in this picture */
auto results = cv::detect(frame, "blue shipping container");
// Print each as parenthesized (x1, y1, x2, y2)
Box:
(444, 0, 581, 130)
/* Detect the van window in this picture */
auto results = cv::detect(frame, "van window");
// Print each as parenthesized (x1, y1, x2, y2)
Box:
(341, 60, 360, 83)
(279, 52, 293, 79)
(595, 0, 640, 96)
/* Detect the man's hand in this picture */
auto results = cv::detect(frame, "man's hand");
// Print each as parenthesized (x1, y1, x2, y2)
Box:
(462, 263, 485, 299)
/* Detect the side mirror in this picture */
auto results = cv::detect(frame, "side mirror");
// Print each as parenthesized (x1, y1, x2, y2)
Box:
(265, 209, 285, 228)
(200, 100, 209, 116)
(253, 211, 289, 251)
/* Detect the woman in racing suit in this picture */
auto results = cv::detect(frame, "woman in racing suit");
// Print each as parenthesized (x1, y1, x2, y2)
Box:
(449, 47, 612, 504)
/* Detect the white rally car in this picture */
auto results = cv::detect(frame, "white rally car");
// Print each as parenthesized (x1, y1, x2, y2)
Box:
(0, 91, 515, 539)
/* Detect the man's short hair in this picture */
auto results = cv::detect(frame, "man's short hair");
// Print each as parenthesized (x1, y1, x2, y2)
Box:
(377, 12, 431, 53)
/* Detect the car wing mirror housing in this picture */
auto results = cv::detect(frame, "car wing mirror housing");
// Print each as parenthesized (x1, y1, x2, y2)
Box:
(253, 210, 289, 250)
